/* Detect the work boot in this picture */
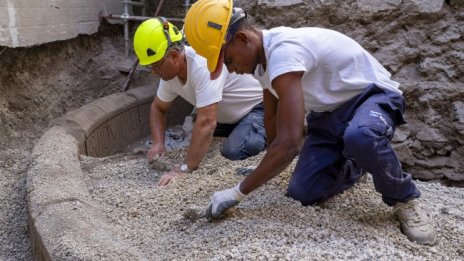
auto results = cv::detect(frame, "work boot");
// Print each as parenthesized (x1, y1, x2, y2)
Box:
(393, 198, 436, 245)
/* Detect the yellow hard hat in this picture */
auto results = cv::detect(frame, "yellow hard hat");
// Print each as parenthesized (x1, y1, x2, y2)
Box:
(133, 17, 183, 66)
(184, 0, 234, 73)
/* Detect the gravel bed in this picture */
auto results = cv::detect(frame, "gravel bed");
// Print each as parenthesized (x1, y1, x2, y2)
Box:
(0, 148, 32, 261)
(81, 138, 464, 260)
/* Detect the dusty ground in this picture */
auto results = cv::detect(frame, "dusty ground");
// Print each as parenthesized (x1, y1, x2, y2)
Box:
(80, 138, 464, 260)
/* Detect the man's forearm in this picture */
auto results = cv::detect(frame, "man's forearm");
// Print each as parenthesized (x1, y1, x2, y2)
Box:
(240, 136, 299, 194)
(150, 103, 167, 145)
(264, 116, 276, 146)
(184, 121, 215, 170)
(263, 89, 278, 146)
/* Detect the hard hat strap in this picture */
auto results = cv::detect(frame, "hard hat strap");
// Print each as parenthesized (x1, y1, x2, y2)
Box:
(157, 16, 173, 48)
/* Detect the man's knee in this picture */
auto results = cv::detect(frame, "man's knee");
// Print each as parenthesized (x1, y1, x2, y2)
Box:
(344, 126, 385, 157)
(222, 135, 266, 161)
(243, 134, 266, 155)
(286, 181, 324, 206)
(221, 144, 242, 160)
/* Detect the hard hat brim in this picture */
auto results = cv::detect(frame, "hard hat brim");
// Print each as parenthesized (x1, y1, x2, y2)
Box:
(209, 47, 225, 80)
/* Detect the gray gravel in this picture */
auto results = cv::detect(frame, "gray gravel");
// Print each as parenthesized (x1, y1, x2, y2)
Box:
(0, 146, 33, 261)
(81, 138, 464, 260)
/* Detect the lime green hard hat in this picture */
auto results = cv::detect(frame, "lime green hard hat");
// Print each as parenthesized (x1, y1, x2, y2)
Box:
(133, 17, 183, 66)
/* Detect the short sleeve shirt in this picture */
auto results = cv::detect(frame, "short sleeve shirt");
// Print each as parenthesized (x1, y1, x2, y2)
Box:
(157, 46, 263, 123)
(253, 27, 401, 112)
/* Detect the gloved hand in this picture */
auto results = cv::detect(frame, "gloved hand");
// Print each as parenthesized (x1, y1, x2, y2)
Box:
(204, 183, 246, 219)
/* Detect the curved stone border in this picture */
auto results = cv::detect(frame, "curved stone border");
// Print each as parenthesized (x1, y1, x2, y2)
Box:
(26, 85, 186, 260)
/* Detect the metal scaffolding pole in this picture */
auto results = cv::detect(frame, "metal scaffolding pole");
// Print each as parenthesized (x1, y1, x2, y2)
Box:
(183, 0, 191, 15)
(102, 14, 184, 22)
(123, 1, 130, 57)
(100, 0, 187, 91)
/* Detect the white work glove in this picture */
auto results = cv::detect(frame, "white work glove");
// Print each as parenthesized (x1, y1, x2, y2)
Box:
(205, 183, 246, 219)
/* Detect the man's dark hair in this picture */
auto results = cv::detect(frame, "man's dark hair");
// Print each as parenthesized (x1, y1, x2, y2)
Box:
(167, 41, 185, 53)
(236, 17, 260, 33)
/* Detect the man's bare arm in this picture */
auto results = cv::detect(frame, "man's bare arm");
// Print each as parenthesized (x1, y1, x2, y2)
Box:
(240, 71, 305, 194)
(147, 96, 172, 162)
(184, 103, 218, 170)
(263, 89, 278, 146)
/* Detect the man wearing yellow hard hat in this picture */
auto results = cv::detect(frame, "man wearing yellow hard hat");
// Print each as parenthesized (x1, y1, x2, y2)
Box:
(133, 17, 266, 186)
(184, 0, 436, 245)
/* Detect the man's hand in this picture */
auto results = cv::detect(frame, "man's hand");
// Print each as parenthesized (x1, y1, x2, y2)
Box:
(147, 143, 166, 163)
(156, 167, 187, 187)
(205, 183, 246, 219)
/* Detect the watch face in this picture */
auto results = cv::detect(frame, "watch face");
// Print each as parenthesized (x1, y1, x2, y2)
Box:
(180, 164, 189, 173)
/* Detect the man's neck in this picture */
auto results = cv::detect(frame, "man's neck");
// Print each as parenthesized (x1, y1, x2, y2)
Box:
(178, 52, 188, 84)
(257, 30, 266, 71)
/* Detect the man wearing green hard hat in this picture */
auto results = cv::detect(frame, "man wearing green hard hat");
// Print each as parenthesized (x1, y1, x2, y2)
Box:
(133, 17, 266, 186)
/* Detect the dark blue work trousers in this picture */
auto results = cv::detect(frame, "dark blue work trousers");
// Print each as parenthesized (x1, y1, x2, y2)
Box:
(287, 85, 420, 206)
(214, 103, 266, 160)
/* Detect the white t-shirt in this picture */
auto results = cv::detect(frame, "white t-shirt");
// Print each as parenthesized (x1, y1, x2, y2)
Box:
(253, 27, 401, 112)
(157, 46, 263, 124)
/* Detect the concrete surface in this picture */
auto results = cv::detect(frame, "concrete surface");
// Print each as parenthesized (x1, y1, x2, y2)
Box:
(0, 0, 125, 47)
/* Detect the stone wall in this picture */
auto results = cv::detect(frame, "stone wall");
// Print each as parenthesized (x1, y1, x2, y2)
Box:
(0, 0, 124, 47)
(236, 0, 464, 185)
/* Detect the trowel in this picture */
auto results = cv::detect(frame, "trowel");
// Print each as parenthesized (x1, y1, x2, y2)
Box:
(184, 205, 235, 223)
(184, 208, 209, 222)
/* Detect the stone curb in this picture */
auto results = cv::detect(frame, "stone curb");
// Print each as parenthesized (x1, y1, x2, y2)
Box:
(27, 86, 158, 260)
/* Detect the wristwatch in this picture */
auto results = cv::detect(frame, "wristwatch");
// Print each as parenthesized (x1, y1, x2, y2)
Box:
(180, 163, 191, 173)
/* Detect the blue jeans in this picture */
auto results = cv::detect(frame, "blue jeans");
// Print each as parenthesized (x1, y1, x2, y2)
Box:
(214, 103, 266, 160)
(286, 85, 420, 206)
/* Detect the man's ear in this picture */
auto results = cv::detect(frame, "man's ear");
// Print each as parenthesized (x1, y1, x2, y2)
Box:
(169, 49, 182, 65)
(235, 31, 248, 44)
(168, 49, 177, 60)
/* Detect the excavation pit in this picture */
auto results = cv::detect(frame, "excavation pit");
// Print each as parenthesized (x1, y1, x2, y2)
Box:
(27, 86, 464, 260)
